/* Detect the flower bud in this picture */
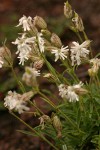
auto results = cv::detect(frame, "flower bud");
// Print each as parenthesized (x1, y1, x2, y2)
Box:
(34, 16, 47, 29)
(22, 91, 34, 101)
(41, 29, 51, 38)
(88, 68, 97, 77)
(0, 46, 12, 68)
(64, 1, 73, 19)
(75, 88, 88, 95)
(51, 33, 62, 48)
(34, 59, 44, 69)
(30, 24, 38, 35)
(52, 113, 62, 138)
(72, 12, 84, 32)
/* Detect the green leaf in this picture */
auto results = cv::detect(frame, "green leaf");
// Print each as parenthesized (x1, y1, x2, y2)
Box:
(17, 130, 37, 137)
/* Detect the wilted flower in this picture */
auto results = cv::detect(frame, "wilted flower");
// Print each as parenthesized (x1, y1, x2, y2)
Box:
(17, 15, 32, 31)
(39, 115, 51, 129)
(52, 113, 62, 138)
(88, 58, 100, 76)
(4, 91, 33, 114)
(12, 33, 36, 65)
(70, 40, 90, 66)
(51, 45, 69, 62)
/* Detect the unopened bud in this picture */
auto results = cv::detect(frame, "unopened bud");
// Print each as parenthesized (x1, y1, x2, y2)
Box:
(0, 46, 12, 68)
(72, 12, 84, 32)
(22, 91, 34, 101)
(34, 59, 44, 69)
(30, 24, 38, 35)
(41, 29, 51, 38)
(64, 1, 73, 19)
(88, 68, 97, 77)
(34, 16, 47, 29)
(52, 113, 62, 138)
(51, 33, 62, 48)
(75, 88, 88, 95)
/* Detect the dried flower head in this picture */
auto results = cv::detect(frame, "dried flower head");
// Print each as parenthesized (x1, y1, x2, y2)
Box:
(39, 115, 51, 129)
(52, 113, 62, 138)
(88, 58, 100, 76)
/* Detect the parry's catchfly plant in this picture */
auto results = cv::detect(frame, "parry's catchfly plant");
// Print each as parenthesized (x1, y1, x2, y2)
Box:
(1, 1, 100, 149)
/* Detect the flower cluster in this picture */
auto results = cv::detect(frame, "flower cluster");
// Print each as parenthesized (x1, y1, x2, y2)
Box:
(58, 82, 87, 102)
(1, 1, 100, 149)
(4, 91, 33, 114)
(12, 16, 45, 65)
(70, 40, 90, 66)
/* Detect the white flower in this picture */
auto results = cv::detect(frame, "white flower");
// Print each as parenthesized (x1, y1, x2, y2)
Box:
(58, 84, 67, 98)
(90, 58, 100, 70)
(12, 33, 36, 65)
(18, 49, 29, 65)
(37, 33, 45, 53)
(0, 58, 4, 68)
(66, 86, 79, 102)
(25, 66, 40, 77)
(58, 82, 83, 102)
(70, 40, 90, 66)
(17, 15, 32, 31)
(4, 91, 30, 114)
(22, 66, 40, 86)
(89, 58, 100, 75)
(51, 45, 69, 62)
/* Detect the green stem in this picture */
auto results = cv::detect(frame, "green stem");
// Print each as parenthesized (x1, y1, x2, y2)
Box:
(38, 91, 56, 109)
(82, 31, 93, 58)
(11, 112, 59, 150)
(29, 100, 44, 115)
(62, 60, 79, 83)
(11, 66, 26, 93)
(76, 32, 83, 43)
(39, 91, 84, 133)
